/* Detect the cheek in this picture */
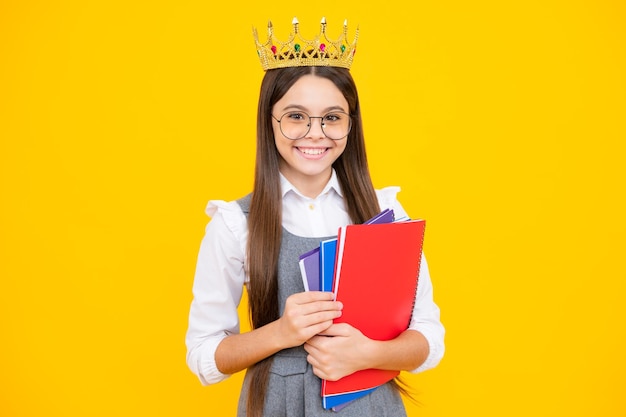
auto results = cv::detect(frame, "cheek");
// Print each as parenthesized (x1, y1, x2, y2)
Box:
(271, 122, 285, 142)
(336, 141, 348, 155)
(273, 136, 293, 162)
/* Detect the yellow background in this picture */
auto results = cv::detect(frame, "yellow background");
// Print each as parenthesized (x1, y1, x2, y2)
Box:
(1, 1, 625, 416)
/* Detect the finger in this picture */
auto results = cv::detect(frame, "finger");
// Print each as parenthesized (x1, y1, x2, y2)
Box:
(289, 291, 335, 304)
(309, 364, 336, 381)
(303, 341, 317, 355)
(304, 335, 327, 349)
(286, 292, 341, 313)
(280, 309, 339, 339)
(306, 355, 324, 376)
(287, 301, 343, 319)
(305, 345, 328, 368)
(299, 320, 335, 340)
(316, 323, 351, 337)
(299, 310, 342, 329)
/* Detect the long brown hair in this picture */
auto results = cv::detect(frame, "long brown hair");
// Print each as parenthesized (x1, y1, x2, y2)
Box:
(245, 66, 381, 416)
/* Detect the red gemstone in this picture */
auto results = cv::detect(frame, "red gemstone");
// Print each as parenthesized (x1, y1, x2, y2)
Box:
(271, 45, 277, 54)
(320, 43, 326, 52)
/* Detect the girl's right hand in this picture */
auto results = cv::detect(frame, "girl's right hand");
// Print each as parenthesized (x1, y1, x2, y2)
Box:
(277, 291, 343, 348)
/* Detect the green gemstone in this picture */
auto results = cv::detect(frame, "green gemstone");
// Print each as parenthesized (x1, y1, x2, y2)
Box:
(341, 45, 346, 53)
(294, 43, 301, 52)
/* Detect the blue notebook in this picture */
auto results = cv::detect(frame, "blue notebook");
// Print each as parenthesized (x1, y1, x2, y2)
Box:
(319, 239, 337, 292)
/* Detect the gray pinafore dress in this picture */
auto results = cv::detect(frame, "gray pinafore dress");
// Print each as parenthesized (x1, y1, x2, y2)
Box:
(236, 195, 407, 417)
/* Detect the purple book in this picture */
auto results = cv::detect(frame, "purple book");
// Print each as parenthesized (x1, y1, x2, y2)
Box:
(298, 247, 320, 291)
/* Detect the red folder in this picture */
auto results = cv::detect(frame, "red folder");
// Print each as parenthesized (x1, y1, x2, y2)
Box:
(321, 219, 426, 407)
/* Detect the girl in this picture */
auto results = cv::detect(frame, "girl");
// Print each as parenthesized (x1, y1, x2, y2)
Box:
(186, 21, 444, 417)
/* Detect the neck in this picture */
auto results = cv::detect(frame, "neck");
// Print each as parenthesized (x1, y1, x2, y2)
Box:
(281, 169, 332, 199)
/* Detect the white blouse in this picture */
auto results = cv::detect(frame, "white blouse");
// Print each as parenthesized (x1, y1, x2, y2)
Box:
(185, 171, 445, 385)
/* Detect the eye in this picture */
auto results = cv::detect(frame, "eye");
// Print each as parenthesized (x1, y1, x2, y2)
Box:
(284, 112, 307, 122)
(323, 113, 343, 123)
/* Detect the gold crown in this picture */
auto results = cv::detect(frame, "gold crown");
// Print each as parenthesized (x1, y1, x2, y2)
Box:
(253, 17, 358, 71)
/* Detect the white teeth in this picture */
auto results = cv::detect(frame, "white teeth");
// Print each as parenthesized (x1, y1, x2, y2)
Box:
(300, 148, 325, 155)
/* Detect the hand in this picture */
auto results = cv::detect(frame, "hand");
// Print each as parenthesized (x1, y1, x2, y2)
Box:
(277, 291, 343, 349)
(304, 323, 372, 381)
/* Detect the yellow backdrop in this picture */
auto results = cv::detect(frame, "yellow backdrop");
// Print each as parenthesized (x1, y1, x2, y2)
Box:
(1, 1, 625, 416)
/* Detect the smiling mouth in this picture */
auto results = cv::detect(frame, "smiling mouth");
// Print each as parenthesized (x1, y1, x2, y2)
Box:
(298, 147, 327, 155)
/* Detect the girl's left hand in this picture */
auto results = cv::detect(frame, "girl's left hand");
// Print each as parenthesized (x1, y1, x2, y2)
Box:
(303, 323, 373, 381)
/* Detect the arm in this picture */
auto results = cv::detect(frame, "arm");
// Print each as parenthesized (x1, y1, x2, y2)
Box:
(304, 325, 429, 381)
(185, 202, 247, 385)
(215, 291, 343, 375)
(186, 201, 343, 383)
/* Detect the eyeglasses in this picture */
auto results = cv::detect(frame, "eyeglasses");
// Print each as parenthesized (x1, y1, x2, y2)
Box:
(272, 110, 352, 140)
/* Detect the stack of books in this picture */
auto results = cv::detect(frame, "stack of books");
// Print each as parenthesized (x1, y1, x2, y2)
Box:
(298, 209, 426, 410)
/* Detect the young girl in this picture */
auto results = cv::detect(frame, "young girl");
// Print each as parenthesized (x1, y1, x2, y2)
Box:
(186, 18, 444, 417)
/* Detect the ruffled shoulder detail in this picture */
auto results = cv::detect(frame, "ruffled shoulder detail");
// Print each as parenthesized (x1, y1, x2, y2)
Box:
(205, 199, 242, 217)
(375, 186, 410, 221)
(375, 186, 401, 209)
(204, 200, 248, 250)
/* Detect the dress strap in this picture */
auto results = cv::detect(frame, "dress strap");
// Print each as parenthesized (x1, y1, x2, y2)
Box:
(236, 193, 252, 215)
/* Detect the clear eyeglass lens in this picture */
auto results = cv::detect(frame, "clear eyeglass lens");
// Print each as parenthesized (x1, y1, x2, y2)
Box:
(278, 111, 351, 140)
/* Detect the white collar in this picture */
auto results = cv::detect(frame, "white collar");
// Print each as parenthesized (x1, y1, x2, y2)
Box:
(279, 169, 344, 200)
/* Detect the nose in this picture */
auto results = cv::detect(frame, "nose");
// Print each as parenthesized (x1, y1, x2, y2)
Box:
(305, 116, 326, 139)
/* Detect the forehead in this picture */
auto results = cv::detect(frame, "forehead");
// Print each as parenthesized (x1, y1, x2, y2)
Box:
(274, 75, 349, 112)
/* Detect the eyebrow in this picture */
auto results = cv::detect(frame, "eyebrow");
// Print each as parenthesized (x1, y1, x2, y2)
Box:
(278, 104, 349, 114)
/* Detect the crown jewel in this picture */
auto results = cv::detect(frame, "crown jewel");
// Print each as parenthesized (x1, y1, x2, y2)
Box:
(253, 17, 358, 71)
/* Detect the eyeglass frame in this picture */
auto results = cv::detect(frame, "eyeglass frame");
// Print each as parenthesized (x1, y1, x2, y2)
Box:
(271, 110, 353, 140)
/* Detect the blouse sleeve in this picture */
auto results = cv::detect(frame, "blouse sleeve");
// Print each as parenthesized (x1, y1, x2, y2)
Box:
(185, 200, 248, 385)
(408, 255, 445, 373)
(375, 187, 445, 373)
